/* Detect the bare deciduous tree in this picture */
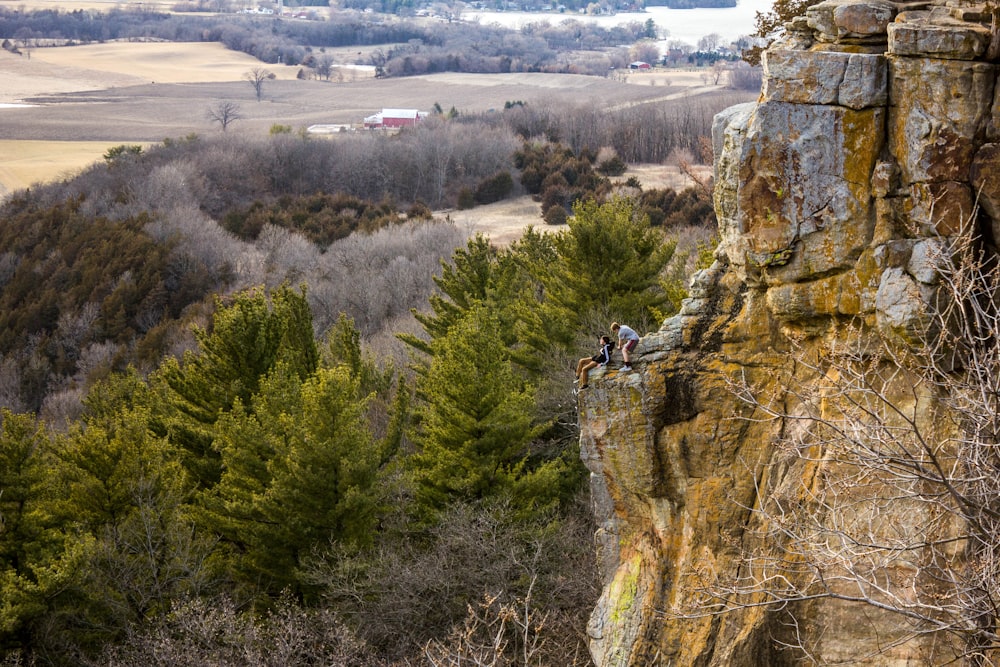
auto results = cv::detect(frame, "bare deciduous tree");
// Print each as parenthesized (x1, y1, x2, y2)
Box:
(697, 32, 722, 52)
(302, 498, 598, 664)
(206, 101, 242, 131)
(710, 61, 727, 85)
(315, 54, 335, 82)
(102, 596, 372, 667)
(369, 49, 387, 79)
(629, 39, 661, 67)
(676, 227, 1000, 664)
(667, 146, 713, 198)
(727, 61, 764, 91)
(421, 586, 549, 667)
(245, 66, 274, 102)
(608, 68, 629, 84)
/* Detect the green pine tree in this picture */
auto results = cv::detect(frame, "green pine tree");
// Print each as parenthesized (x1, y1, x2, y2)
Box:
(400, 230, 557, 377)
(323, 312, 408, 467)
(544, 197, 675, 334)
(410, 307, 561, 518)
(0, 411, 70, 654)
(154, 285, 319, 487)
(502, 226, 566, 373)
(2, 376, 206, 659)
(201, 362, 379, 593)
(399, 234, 508, 356)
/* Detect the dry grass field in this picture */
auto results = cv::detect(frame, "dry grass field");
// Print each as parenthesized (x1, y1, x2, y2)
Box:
(0, 39, 723, 237)
(440, 162, 710, 244)
(0, 42, 310, 192)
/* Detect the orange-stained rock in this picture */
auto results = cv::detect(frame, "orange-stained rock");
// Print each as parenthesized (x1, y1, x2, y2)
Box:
(583, 0, 999, 664)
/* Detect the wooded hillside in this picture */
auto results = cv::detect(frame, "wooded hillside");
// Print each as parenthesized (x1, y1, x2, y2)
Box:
(0, 67, 726, 664)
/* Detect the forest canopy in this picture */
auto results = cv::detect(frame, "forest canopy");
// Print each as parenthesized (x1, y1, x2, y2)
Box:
(0, 190, 705, 663)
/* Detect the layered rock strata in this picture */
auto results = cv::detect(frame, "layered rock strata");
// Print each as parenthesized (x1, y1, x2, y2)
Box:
(582, 1, 999, 664)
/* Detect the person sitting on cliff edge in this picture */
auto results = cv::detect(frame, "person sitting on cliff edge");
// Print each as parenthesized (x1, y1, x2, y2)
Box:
(575, 335, 615, 391)
(611, 322, 639, 372)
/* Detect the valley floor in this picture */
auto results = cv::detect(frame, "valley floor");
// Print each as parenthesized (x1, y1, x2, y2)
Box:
(0, 42, 729, 239)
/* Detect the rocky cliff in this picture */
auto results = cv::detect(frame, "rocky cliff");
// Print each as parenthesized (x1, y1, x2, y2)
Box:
(581, 1, 1000, 664)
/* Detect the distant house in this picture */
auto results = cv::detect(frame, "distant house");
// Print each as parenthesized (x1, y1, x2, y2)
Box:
(629, 61, 652, 70)
(363, 108, 429, 129)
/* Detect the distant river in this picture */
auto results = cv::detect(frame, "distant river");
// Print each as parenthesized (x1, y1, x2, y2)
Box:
(465, 0, 773, 47)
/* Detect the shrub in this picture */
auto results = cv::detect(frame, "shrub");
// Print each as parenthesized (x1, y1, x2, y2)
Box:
(456, 187, 476, 210)
(519, 165, 545, 194)
(540, 171, 569, 193)
(597, 154, 627, 176)
(103, 144, 142, 163)
(303, 498, 599, 664)
(102, 596, 375, 667)
(221, 193, 404, 247)
(473, 171, 514, 205)
(407, 200, 433, 219)
(543, 205, 567, 226)
(541, 185, 567, 213)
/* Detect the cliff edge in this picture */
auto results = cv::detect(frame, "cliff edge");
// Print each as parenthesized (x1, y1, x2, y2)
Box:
(581, 1, 1000, 664)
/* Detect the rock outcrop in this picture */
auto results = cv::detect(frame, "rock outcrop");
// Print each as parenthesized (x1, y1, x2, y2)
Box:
(581, 1, 999, 664)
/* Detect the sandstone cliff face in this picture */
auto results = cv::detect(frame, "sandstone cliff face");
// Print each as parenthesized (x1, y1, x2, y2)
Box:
(581, 1, 999, 664)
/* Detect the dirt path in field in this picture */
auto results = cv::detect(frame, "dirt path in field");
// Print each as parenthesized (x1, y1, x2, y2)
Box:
(606, 85, 723, 111)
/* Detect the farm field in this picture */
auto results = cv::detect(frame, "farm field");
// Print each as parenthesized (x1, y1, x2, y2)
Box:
(0, 40, 725, 236)
(0, 139, 124, 193)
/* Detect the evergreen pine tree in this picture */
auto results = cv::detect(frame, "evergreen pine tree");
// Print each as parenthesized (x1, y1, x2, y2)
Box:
(410, 307, 558, 517)
(398, 234, 502, 356)
(399, 231, 557, 376)
(544, 197, 675, 334)
(154, 285, 319, 487)
(0, 411, 70, 654)
(202, 362, 379, 593)
(4, 373, 207, 659)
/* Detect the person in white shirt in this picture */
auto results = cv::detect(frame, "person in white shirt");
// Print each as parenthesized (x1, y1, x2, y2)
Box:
(611, 322, 639, 371)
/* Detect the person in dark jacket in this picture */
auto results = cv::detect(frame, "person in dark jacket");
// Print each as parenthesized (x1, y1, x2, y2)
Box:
(575, 335, 615, 390)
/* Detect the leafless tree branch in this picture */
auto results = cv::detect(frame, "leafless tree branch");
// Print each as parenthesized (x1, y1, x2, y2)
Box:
(669, 219, 1000, 665)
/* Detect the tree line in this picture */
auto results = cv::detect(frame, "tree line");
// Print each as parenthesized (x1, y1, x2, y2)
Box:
(27, 98, 733, 216)
(0, 6, 667, 73)
(497, 92, 746, 162)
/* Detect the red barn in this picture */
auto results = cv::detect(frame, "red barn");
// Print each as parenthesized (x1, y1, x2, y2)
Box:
(363, 108, 428, 129)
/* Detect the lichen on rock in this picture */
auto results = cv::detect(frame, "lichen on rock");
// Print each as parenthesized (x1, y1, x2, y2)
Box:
(581, 0, 1000, 664)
